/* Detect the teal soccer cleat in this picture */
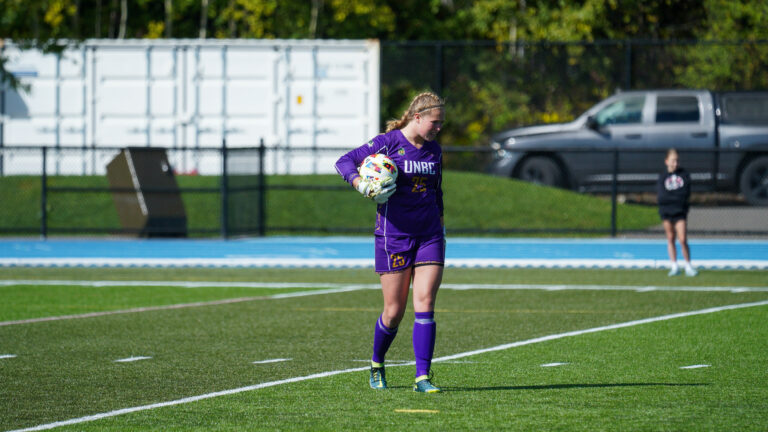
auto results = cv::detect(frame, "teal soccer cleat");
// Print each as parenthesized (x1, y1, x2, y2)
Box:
(369, 365, 388, 390)
(413, 375, 441, 393)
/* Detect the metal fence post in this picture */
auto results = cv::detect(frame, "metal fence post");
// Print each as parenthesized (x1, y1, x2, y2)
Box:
(610, 148, 619, 238)
(0, 75, 4, 177)
(220, 139, 228, 238)
(257, 138, 266, 237)
(434, 42, 444, 96)
(41, 146, 48, 238)
(624, 40, 633, 89)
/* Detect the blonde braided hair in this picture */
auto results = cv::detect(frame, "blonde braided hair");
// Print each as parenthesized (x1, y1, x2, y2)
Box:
(385, 91, 445, 133)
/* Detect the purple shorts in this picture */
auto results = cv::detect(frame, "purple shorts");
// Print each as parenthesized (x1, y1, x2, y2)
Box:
(374, 232, 445, 274)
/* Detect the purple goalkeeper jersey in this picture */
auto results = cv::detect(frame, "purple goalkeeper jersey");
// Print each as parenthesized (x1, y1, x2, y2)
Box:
(335, 129, 444, 237)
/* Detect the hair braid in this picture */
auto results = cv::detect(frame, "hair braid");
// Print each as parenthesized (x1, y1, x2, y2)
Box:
(385, 91, 444, 133)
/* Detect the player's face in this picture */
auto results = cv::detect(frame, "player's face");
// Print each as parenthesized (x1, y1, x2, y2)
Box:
(415, 109, 445, 141)
(665, 154, 678, 172)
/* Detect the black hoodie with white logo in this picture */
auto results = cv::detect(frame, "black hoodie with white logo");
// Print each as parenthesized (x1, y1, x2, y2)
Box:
(657, 167, 691, 217)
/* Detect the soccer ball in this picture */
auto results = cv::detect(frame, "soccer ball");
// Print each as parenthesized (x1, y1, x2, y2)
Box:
(358, 153, 398, 184)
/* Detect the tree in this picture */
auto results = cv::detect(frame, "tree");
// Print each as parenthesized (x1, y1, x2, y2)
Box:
(0, 0, 79, 89)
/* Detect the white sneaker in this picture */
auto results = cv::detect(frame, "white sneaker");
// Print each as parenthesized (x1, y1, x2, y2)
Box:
(684, 266, 698, 277)
(668, 265, 680, 276)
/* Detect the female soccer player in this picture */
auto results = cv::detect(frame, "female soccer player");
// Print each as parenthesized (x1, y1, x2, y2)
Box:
(657, 148, 697, 276)
(335, 92, 446, 393)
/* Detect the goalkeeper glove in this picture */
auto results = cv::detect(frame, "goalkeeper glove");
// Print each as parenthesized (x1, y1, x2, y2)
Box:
(373, 182, 396, 204)
(355, 177, 380, 198)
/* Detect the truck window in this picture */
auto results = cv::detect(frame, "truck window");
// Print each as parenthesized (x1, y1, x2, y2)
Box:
(595, 96, 645, 126)
(656, 96, 700, 123)
(720, 93, 768, 125)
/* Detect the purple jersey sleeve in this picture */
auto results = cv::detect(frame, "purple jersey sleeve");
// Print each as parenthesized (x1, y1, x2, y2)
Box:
(334, 137, 391, 186)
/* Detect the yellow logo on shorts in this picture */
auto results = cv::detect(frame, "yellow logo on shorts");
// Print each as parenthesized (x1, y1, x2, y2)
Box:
(391, 254, 405, 268)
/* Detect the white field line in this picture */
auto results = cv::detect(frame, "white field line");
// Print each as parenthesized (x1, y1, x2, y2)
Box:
(0, 286, 370, 327)
(443, 283, 768, 293)
(432, 300, 768, 363)
(9, 299, 768, 432)
(680, 364, 711, 369)
(252, 358, 291, 365)
(2, 281, 767, 327)
(8, 366, 372, 432)
(1, 280, 766, 293)
(114, 356, 152, 363)
(0, 280, 381, 289)
(2, 258, 767, 270)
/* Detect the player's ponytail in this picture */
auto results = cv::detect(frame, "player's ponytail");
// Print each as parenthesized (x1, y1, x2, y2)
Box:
(385, 112, 410, 133)
(385, 91, 445, 132)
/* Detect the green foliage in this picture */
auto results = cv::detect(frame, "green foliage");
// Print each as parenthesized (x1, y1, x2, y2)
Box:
(2, 1, 765, 46)
(212, 0, 277, 38)
(3, 1, 768, 144)
(321, 0, 396, 38)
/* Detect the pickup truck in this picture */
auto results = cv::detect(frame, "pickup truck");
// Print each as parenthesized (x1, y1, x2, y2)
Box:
(487, 90, 768, 205)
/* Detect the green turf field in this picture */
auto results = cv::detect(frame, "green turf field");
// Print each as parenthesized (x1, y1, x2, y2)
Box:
(1, 267, 767, 431)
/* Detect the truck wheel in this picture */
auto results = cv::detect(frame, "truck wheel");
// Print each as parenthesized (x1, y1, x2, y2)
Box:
(517, 156, 565, 188)
(739, 156, 768, 206)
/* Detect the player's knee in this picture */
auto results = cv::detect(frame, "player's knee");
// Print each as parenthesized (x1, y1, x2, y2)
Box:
(381, 306, 406, 327)
(412, 296, 435, 312)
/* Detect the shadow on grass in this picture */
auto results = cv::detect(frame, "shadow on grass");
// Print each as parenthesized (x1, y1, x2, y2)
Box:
(444, 382, 709, 392)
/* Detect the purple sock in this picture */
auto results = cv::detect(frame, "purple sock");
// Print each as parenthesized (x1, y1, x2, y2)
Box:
(413, 311, 436, 377)
(372, 315, 398, 364)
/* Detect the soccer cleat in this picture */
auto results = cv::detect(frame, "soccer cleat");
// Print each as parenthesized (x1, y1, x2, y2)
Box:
(369, 365, 387, 390)
(413, 375, 441, 393)
(668, 266, 680, 276)
(684, 266, 698, 277)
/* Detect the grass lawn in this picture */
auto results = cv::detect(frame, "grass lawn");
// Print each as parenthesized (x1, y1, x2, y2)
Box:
(0, 171, 660, 236)
(1, 267, 766, 431)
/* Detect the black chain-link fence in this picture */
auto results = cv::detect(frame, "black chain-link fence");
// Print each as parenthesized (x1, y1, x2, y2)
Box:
(0, 144, 766, 238)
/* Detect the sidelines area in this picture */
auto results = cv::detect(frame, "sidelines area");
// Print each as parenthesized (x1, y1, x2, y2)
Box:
(9, 296, 768, 432)
(1, 237, 767, 269)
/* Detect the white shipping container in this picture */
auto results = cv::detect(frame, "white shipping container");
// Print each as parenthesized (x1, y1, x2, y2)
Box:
(0, 39, 380, 175)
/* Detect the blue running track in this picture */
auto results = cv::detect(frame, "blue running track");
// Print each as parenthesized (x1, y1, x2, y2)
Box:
(1, 237, 767, 269)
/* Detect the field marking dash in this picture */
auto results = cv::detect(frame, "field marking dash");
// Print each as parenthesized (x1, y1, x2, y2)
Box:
(394, 409, 440, 414)
(252, 358, 291, 365)
(1, 354, 17, 359)
(680, 364, 710, 369)
(114, 356, 152, 363)
(10, 299, 768, 432)
(541, 362, 570, 367)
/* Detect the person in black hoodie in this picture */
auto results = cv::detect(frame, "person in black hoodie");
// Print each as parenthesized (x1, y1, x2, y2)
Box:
(657, 148, 697, 276)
